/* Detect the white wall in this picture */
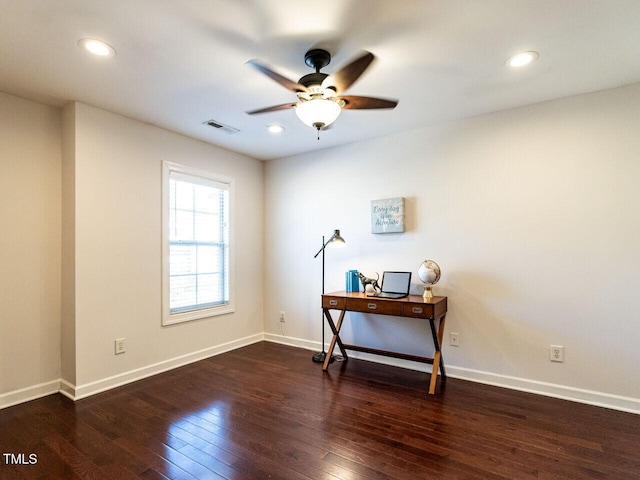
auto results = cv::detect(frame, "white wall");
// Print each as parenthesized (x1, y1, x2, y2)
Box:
(2, 96, 265, 407)
(61, 103, 264, 397)
(3, 82, 640, 413)
(0, 93, 61, 406)
(264, 83, 640, 413)
(61, 102, 76, 387)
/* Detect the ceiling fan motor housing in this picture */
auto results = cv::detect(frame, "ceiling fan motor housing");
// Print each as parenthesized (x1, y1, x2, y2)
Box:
(302, 49, 334, 93)
(299, 72, 329, 88)
(304, 49, 331, 71)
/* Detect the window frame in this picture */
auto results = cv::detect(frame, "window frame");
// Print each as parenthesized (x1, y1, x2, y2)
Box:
(162, 161, 235, 326)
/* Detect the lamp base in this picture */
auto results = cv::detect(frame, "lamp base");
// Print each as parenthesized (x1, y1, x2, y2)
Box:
(312, 351, 335, 363)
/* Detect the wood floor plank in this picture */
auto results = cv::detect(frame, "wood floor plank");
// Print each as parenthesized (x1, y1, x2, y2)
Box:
(2, 341, 640, 480)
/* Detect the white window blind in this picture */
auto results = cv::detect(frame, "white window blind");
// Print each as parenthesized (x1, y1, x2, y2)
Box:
(163, 162, 234, 325)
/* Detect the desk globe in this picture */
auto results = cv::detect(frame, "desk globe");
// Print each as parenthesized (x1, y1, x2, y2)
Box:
(418, 260, 441, 299)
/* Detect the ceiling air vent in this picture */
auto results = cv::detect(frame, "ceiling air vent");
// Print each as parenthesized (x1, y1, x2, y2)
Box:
(203, 119, 240, 134)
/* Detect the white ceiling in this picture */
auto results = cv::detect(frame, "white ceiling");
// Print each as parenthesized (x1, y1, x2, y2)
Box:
(2, 1, 640, 160)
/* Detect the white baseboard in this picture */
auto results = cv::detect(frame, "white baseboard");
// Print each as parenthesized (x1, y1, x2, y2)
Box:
(263, 332, 323, 352)
(445, 365, 640, 415)
(58, 378, 76, 401)
(263, 336, 640, 415)
(0, 379, 61, 410)
(65, 333, 264, 400)
(1, 334, 264, 408)
(4, 334, 639, 415)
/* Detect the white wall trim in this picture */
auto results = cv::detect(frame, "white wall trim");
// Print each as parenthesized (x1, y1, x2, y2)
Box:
(263, 336, 640, 415)
(69, 333, 264, 400)
(0, 379, 61, 410)
(263, 332, 324, 352)
(4, 336, 639, 415)
(58, 378, 76, 401)
(445, 365, 640, 415)
(2, 334, 263, 408)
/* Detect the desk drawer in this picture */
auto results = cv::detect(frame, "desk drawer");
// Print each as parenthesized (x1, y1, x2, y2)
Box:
(346, 298, 403, 316)
(323, 296, 346, 309)
(402, 303, 434, 319)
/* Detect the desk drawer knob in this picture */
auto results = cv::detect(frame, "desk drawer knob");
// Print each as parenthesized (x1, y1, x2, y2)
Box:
(329, 300, 338, 306)
(412, 307, 423, 314)
(367, 303, 378, 310)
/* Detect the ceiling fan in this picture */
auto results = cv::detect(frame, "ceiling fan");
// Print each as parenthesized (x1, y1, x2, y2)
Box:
(246, 48, 398, 136)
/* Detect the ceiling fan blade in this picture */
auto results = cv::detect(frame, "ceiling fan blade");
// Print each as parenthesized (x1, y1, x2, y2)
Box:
(246, 59, 307, 93)
(246, 103, 296, 115)
(340, 96, 398, 110)
(322, 51, 375, 93)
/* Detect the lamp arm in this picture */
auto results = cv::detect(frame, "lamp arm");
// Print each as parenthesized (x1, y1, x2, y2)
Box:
(313, 229, 344, 258)
(313, 238, 333, 258)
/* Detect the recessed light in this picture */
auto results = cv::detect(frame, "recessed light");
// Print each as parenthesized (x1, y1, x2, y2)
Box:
(78, 38, 116, 57)
(506, 51, 539, 68)
(268, 125, 285, 134)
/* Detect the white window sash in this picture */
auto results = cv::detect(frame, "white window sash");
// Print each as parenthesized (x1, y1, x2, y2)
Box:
(162, 161, 235, 326)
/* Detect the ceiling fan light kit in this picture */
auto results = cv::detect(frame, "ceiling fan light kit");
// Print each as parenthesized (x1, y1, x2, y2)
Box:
(247, 48, 397, 138)
(295, 98, 342, 129)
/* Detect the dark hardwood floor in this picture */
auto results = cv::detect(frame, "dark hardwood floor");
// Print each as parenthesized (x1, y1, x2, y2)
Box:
(1, 342, 639, 479)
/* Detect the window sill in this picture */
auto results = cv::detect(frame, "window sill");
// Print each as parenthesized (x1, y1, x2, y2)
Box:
(162, 303, 235, 326)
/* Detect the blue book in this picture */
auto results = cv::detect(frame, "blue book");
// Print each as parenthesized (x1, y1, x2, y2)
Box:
(345, 270, 359, 292)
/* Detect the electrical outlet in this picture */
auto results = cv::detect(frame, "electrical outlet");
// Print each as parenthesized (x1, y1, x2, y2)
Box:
(450, 332, 460, 347)
(279, 311, 286, 323)
(550, 345, 564, 362)
(115, 338, 126, 355)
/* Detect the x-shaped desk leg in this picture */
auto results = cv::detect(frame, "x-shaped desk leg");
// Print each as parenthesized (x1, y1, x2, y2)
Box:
(428, 314, 447, 394)
(322, 309, 347, 371)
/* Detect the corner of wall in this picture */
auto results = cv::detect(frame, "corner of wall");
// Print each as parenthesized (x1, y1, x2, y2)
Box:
(61, 102, 77, 385)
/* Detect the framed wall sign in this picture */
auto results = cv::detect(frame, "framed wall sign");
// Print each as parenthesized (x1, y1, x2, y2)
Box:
(371, 197, 405, 234)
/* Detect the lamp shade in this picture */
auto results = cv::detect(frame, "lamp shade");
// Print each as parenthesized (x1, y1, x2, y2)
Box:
(313, 229, 346, 258)
(295, 99, 341, 128)
(328, 229, 346, 247)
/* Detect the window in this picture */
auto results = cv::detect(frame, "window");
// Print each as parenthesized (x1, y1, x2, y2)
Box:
(162, 162, 234, 325)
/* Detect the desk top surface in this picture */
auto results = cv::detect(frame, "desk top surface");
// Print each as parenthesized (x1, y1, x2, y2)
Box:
(323, 291, 447, 305)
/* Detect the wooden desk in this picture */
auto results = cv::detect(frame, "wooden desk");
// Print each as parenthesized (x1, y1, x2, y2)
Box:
(321, 291, 448, 394)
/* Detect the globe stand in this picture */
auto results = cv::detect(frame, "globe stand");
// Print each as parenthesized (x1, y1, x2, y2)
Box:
(423, 285, 433, 300)
(419, 259, 441, 301)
